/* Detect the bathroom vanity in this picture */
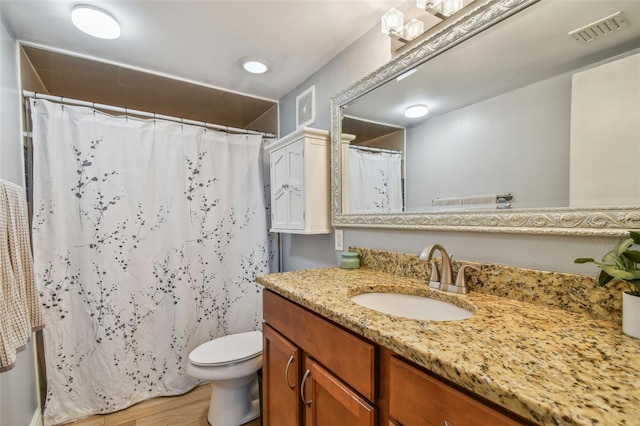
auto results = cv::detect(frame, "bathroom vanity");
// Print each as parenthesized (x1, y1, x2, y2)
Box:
(262, 289, 526, 426)
(257, 249, 640, 425)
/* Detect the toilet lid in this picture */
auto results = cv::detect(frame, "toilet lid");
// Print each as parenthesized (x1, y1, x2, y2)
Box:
(189, 331, 263, 366)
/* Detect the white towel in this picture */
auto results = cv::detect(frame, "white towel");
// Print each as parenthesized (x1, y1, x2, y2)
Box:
(0, 179, 44, 372)
(431, 203, 507, 211)
(433, 194, 497, 206)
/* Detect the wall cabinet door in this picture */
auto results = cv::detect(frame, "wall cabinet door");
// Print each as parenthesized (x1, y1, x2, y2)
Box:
(270, 146, 288, 231)
(301, 357, 376, 426)
(263, 324, 301, 426)
(269, 139, 305, 231)
(270, 141, 305, 231)
(388, 356, 524, 426)
(284, 139, 305, 230)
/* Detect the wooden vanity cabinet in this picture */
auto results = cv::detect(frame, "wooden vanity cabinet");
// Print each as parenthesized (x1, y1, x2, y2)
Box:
(263, 289, 531, 426)
(388, 356, 525, 426)
(262, 290, 376, 426)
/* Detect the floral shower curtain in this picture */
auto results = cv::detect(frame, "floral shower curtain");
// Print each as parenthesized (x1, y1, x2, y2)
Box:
(30, 98, 269, 425)
(348, 148, 403, 213)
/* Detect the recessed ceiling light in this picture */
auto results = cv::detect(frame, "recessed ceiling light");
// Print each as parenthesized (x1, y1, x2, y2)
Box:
(404, 104, 429, 118)
(240, 57, 271, 74)
(71, 5, 120, 40)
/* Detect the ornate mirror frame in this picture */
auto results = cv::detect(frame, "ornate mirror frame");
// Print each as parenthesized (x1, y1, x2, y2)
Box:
(331, 0, 640, 237)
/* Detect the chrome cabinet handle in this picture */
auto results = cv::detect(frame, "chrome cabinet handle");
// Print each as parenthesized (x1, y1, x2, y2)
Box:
(444, 421, 452, 426)
(300, 369, 312, 407)
(284, 356, 295, 390)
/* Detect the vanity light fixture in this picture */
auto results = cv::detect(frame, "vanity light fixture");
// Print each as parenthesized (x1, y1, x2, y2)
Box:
(71, 5, 120, 39)
(381, 8, 404, 38)
(417, 0, 464, 19)
(404, 104, 429, 118)
(240, 57, 271, 74)
(383, 0, 467, 45)
(381, 9, 423, 43)
(404, 19, 425, 41)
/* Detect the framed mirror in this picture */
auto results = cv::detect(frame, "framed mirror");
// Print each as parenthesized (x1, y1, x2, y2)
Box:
(331, 0, 640, 236)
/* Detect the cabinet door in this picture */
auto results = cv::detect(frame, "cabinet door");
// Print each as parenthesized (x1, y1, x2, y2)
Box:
(285, 139, 305, 230)
(389, 357, 523, 426)
(302, 357, 375, 426)
(263, 324, 301, 426)
(270, 147, 289, 230)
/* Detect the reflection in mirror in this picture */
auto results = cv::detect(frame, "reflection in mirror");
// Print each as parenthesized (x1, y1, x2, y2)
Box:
(341, 117, 405, 213)
(337, 0, 640, 224)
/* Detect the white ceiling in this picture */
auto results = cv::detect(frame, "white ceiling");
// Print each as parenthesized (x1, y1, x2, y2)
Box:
(1, 0, 408, 101)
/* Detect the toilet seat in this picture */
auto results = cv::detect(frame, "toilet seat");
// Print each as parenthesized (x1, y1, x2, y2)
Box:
(189, 330, 262, 367)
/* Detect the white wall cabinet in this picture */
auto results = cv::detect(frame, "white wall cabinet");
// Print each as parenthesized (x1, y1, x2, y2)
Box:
(266, 127, 331, 234)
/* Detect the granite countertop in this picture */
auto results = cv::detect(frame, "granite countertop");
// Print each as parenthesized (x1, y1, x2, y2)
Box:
(256, 267, 640, 426)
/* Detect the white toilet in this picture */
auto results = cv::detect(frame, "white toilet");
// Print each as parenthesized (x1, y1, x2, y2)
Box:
(187, 330, 263, 426)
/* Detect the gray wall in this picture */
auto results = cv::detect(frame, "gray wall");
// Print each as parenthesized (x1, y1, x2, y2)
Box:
(278, 17, 616, 276)
(0, 15, 40, 426)
(406, 74, 570, 211)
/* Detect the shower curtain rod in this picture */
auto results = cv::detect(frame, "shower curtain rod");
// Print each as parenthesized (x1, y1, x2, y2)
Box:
(349, 145, 402, 154)
(23, 91, 277, 139)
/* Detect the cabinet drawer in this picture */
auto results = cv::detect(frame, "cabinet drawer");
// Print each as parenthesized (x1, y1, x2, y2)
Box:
(263, 290, 375, 401)
(389, 356, 526, 426)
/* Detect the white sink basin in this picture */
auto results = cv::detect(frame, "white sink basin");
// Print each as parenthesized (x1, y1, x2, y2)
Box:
(350, 292, 474, 321)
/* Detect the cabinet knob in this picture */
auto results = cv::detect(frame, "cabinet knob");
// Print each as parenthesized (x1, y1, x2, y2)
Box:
(300, 369, 312, 407)
(285, 356, 295, 390)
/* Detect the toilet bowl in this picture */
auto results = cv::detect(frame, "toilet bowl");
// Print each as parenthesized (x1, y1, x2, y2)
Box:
(187, 330, 263, 426)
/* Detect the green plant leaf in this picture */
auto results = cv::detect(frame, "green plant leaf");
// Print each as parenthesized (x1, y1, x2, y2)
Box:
(574, 258, 595, 264)
(600, 264, 640, 281)
(596, 270, 614, 287)
(623, 250, 640, 263)
(630, 231, 640, 244)
(602, 250, 618, 266)
(615, 238, 635, 257)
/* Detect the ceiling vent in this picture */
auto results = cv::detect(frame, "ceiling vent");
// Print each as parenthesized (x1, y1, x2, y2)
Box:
(569, 11, 628, 43)
(296, 85, 316, 128)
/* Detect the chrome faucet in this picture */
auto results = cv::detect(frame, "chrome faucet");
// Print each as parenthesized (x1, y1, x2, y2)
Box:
(419, 244, 480, 294)
(419, 244, 453, 290)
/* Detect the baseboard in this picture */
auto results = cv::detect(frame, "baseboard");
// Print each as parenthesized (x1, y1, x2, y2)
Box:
(30, 407, 43, 426)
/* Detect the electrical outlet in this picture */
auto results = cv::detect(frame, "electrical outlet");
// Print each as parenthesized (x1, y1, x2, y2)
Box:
(335, 229, 344, 251)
